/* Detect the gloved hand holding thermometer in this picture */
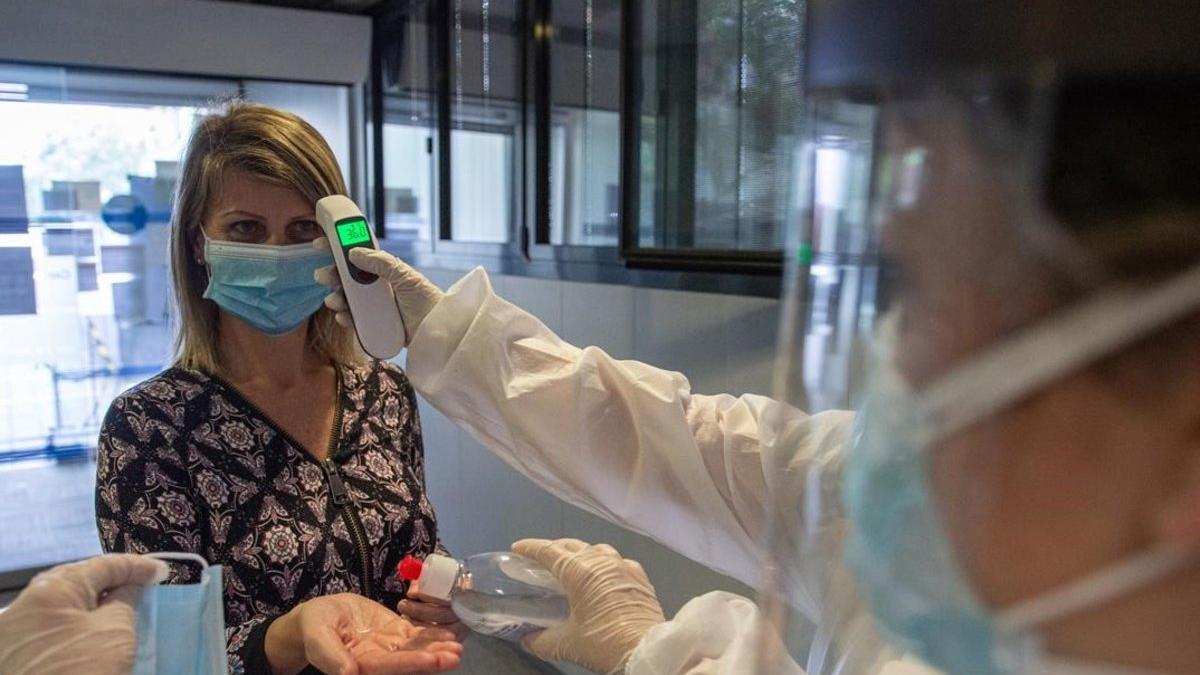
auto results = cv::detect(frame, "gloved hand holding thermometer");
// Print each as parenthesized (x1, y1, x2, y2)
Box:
(314, 196, 430, 359)
(313, 198, 443, 349)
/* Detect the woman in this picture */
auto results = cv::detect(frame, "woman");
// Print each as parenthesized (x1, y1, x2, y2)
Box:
(95, 103, 461, 674)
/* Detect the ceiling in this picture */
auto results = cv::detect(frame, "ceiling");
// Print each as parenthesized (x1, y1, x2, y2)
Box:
(208, 0, 619, 35)
(212, 0, 393, 15)
(211, 1, 619, 31)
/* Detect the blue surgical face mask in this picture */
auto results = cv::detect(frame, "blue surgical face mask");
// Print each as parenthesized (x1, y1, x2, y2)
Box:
(844, 335, 1030, 675)
(844, 286, 1200, 675)
(202, 233, 332, 335)
(135, 552, 228, 675)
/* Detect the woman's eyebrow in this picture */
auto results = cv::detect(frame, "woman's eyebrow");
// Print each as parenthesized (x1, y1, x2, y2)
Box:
(217, 208, 267, 220)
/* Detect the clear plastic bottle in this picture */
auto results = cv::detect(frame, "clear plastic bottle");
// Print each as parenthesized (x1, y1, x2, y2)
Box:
(397, 552, 570, 642)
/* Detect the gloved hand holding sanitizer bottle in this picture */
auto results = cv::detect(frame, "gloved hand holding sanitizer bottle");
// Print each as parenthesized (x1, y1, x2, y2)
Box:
(397, 551, 569, 642)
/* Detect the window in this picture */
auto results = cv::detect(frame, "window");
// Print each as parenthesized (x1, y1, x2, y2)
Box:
(381, 122, 435, 244)
(380, 2, 522, 249)
(446, 0, 522, 244)
(546, 0, 622, 247)
(624, 0, 803, 265)
(375, 0, 792, 284)
(380, 12, 437, 245)
(0, 62, 354, 583)
(380, 1, 624, 255)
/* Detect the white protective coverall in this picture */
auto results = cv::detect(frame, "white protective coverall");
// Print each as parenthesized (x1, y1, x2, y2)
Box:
(404, 268, 935, 675)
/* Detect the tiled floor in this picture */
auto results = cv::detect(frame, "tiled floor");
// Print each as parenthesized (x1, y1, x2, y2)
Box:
(0, 458, 101, 574)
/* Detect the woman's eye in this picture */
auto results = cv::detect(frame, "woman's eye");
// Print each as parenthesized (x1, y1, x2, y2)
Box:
(290, 220, 322, 241)
(229, 220, 262, 238)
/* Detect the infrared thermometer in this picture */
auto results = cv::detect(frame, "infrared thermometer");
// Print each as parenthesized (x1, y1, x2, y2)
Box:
(316, 195, 407, 360)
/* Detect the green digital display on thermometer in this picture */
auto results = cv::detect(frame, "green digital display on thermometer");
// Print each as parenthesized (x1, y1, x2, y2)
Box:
(336, 218, 372, 247)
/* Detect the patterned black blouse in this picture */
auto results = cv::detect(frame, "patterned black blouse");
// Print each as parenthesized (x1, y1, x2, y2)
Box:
(95, 360, 445, 674)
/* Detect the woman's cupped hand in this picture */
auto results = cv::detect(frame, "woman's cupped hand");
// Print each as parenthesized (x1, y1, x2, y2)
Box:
(267, 592, 463, 675)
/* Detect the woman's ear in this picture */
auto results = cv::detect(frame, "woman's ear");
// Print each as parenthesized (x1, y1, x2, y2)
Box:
(191, 227, 206, 267)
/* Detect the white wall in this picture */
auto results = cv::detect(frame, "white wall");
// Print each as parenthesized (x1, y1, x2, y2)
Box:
(413, 267, 779, 622)
(242, 81, 355, 178)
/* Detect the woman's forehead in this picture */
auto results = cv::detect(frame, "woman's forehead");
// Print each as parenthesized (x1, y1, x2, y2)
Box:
(209, 170, 312, 217)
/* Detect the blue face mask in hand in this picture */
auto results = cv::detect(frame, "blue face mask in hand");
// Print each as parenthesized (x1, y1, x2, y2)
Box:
(202, 234, 333, 335)
(134, 552, 228, 675)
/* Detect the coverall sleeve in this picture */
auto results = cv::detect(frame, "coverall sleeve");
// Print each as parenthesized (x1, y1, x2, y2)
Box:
(625, 591, 807, 675)
(405, 267, 855, 592)
(626, 592, 941, 675)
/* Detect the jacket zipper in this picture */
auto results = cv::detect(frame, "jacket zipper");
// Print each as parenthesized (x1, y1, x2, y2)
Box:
(322, 456, 375, 598)
(208, 369, 375, 598)
(320, 382, 375, 599)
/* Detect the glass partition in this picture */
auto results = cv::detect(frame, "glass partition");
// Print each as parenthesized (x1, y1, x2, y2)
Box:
(0, 62, 354, 583)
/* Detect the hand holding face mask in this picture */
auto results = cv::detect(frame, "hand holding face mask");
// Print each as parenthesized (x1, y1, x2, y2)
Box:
(0, 554, 168, 675)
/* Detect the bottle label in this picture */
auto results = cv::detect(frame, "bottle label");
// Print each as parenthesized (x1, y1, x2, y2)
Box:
(453, 604, 551, 642)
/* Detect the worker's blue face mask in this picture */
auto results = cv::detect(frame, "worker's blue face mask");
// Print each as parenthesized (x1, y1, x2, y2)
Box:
(134, 553, 227, 675)
(202, 233, 332, 335)
(844, 336, 1030, 675)
(844, 281, 1200, 675)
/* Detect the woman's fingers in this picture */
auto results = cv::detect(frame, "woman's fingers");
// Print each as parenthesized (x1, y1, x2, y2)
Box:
(357, 651, 461, 675)
(352, 634, 463, 674)
(396, 601, 471, 642)
(306, 623, 359, 675)
(406, 625, 459, 643)
(396, 600, 458, 626)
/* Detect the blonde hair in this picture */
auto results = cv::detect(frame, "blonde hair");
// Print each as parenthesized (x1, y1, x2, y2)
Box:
(169, 102, 363, 374)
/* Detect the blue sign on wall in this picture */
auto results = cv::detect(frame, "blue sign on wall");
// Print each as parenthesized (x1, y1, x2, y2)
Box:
(101, 194, 149, 235)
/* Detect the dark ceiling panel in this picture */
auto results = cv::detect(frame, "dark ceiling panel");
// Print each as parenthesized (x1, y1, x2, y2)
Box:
(212, 0, 389, 15)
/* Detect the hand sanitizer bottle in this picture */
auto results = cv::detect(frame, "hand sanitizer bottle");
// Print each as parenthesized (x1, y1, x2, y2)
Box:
(397, 552, 570, 642)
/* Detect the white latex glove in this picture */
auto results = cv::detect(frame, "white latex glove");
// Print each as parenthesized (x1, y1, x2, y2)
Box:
(0, 554, 169, 675)
(512, 538, 666, 675)
(313, 238, 444, 343)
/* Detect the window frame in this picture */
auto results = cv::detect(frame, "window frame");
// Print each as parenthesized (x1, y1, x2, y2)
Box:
(371, 3, 526, 264)
(370, 0, 785, 291)
(617, 0, 786, 274)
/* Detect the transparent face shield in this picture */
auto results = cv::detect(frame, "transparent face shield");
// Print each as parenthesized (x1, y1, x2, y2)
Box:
(754, 90, 896, 675)
(756, 76, 1200, 675)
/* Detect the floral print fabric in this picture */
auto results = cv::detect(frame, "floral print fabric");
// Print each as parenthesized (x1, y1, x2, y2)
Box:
(95, 361, 443, 673)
